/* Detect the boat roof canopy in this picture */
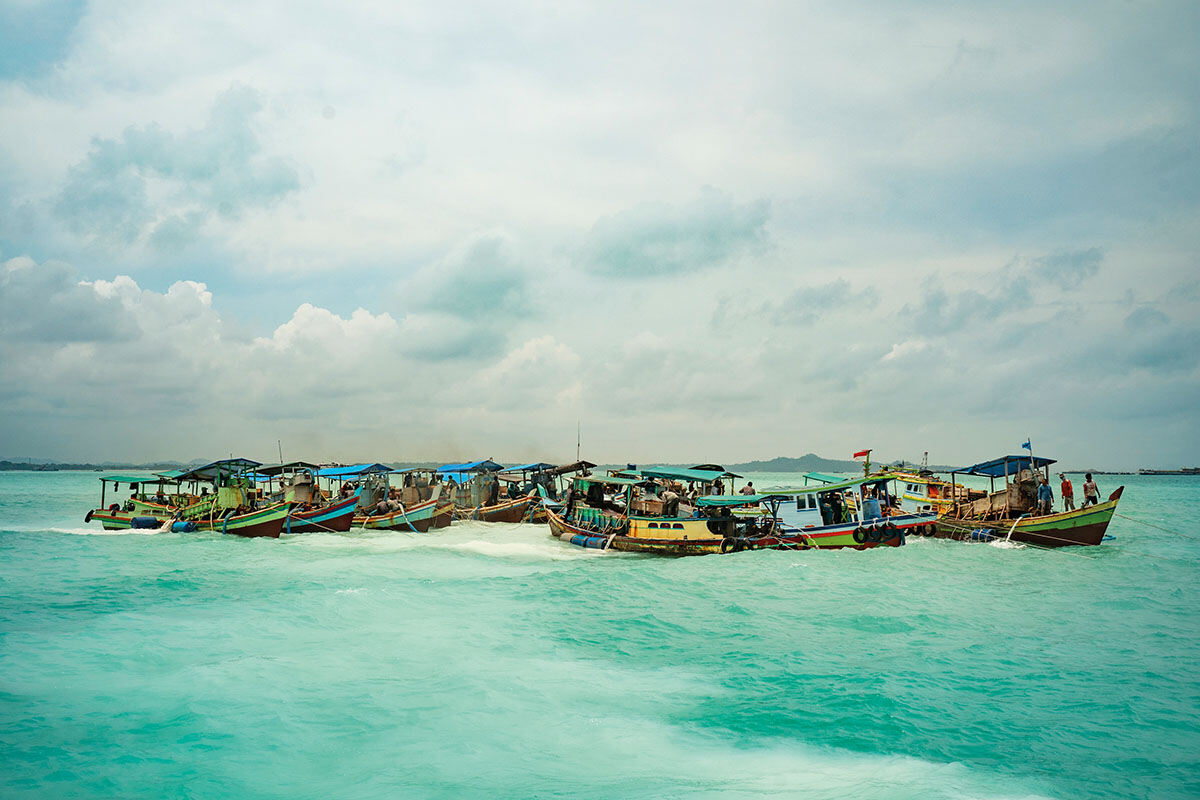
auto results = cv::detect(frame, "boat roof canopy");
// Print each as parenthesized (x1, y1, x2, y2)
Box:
(316, 463, 393, 479)
(256, 461, 321, 476)
(575, 474, 646, 487)
(954, 455, 1057, 478)
(802, 471, 842, 484)
(99, 474, 169, 484)
(173, 458, 262, 482)
(436, 460, 504, 474)
(550, 460, 596, 475)
(696, 494, 775, 506)
(499, 462, 555, 474)
(754, 472, 905, 499)
(630, 466, 742, 482)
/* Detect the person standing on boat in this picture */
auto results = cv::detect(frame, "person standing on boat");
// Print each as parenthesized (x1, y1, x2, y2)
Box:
(1082, 473, 1100, 507)
(1060, 473, 1075, 512)
(739, 481, 755, 495)
(661, 488, 680, 517)
(1037, 478, 1054, 516)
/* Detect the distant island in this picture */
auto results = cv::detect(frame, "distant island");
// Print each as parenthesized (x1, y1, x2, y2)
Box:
(723, 453, 958, 473)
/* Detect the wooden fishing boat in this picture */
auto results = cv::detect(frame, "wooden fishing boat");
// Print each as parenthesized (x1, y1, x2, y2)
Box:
(437, 459, 540, 523)
(285, 492, 361, 533)
(354, 497, 456, 532)
(87, 501, 290, 538)
(251, 462, 363, 534)
(548, 472, 935, 555)
(932, 455, 1124, 546)
(455, 494, 536, 523)
(84, 459, 289, 538)
(496, 460, 599, 523)
(392, 468, 454, 528)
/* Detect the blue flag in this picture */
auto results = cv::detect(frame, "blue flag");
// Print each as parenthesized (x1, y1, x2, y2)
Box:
(1021, 440, 1031, 451)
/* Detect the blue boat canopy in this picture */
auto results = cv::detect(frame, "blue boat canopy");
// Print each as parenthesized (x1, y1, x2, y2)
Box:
(500, 462, 555, 474)
(437, 460, 504, 474)
(954, 455, 1057, 478)
(316, 463, 393, 479)
(802, 471, 842, 484)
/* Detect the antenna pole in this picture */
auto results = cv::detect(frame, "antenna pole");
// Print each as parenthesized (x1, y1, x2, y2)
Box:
(278, 440, 284, 464)
(576, 421, 580, 462)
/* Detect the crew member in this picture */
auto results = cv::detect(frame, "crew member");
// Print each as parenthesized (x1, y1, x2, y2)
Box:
(1060, 473, 1075, 512)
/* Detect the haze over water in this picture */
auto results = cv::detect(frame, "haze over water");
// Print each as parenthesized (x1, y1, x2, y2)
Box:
(2, 471, 1198, 799)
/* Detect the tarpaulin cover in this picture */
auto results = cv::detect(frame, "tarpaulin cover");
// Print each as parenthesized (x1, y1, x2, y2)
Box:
(954, 455, 1057, 478)
(631, 466, 742, 482)
(316, 463, 393, 479)
(436, 460, 504, 474)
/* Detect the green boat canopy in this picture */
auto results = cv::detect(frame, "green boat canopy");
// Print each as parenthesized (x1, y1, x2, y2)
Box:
(696, 473, 906, 505)
(99, 474, 170, 484)
(695, 494, 775, 506)
(627, 466, 742, 482)
(756, 472, 904, 498)
(802, 471, 842, 484)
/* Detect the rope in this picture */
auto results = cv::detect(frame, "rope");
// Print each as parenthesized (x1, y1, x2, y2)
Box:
(1113, 513, 1191, 538)
(933, 518, 1105, 553)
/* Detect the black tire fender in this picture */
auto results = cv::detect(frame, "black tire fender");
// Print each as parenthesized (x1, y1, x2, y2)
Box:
(84, 509, 94, 523)
(852, 528, 867, 544)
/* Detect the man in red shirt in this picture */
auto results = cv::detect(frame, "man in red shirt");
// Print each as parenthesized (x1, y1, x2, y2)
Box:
(1059, 473, 1075, 511)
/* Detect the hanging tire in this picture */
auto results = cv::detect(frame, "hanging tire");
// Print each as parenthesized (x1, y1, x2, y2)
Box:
(720, 537, 735, 554)
(852, 528, 867, 544)
(84, 509, 94, 523)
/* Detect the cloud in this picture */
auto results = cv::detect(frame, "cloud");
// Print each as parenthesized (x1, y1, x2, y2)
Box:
(1035, 248, 1104, 289)
(53, 85, 301, 247)
(411, 233, 532, 319)
(713, 278, 878, 331)
(577, 189, 769, 278)
(0, 256, 137, 343)
(0, 0, 86, 80)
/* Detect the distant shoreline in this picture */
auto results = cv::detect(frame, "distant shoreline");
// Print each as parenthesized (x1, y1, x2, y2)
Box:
(2, 458, 1193, 476)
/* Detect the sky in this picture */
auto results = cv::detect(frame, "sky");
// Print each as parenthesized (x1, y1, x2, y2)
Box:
(0, 0, 1197, 469)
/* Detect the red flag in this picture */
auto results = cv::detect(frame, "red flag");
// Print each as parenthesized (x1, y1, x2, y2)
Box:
(852, 449, 870, 458)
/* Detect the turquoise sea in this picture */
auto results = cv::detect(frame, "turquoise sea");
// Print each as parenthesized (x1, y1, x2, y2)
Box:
(1, 471, 1197, 799)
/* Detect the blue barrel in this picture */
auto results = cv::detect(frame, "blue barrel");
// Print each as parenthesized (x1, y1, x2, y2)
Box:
(170, 520, 197, 533)
(130, 516, 162, 529)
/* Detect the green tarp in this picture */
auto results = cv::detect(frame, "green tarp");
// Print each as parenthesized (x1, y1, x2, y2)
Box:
(630, 466, 742, 483)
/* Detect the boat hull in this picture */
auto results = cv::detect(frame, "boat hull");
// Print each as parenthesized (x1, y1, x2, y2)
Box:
(87, 503, 289, 538)
(546, 506, 927, 555)
(455, 495, 535, 523)
(285, 494, 359, 534)
(933, 487, 1123, 547)
(354, 500, 455, 532)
